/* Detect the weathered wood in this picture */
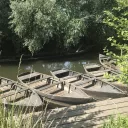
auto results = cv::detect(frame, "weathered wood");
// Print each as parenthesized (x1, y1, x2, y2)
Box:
(18, 71, 93, 106)
(63, 73, 82, 80)
(51, 69, 127, 100)
(23, 97, 128, 128)
(46, 98, 128, 127)
(38, 82, 61, 91)
(1, 88, 28, 98)
(0, 86, 12, 93)
(0, 76, 43, 108)
(27, 76, 51, 84)
(19, 72, 41, 81)
(0, 82, 14, 87)
(85, 64, 101, 69)
(53, 69, 68, 75)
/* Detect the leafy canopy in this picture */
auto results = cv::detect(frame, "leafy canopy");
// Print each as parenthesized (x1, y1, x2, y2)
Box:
(103, 0, 128, 83)
(10, 0, 115, 53)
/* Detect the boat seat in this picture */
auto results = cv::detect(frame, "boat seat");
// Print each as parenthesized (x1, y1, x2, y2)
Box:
(63, 73, 82, 80)
(85, 64, 101, 69)
(91, 69, 110, 74)
(53, 70, 68, 75)
(19, 72, 41, 81)
(91, 70, 110, 77)
(28, 76, 52, 85)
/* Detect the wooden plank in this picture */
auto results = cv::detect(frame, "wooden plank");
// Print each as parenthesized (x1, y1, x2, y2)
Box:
(55, 90, 65, 96)
(1, 88, 28, 98)
(29, 81, 46, 88)
(6, 92, 25, 102)
(38, 83, 57, 91)
(41, 86, 62, 94)
(93, 72, 105, 77)
(85, 64, 101, 69)
(19, 72, 41, 81)
(0, 86, 11, 93)
(53, 70, 68, 75)
(47, 101, 128, 121)
(46, 104, 128, 127)
(46, 97, 128, 115)
(23, 97, 128, 128)
(80, 82, 92, 88)
(28, 76, 51, 84)
(52, 111, 128, 128)
(63, 74, 82, 80)
(72, 79, 93, 87)
(0, 82, 14, 87)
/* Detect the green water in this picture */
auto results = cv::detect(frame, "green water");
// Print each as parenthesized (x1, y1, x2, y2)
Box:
(0, 54, 98, 80)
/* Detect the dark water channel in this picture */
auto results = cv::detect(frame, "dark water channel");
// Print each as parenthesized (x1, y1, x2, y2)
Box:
(0, 54, 98, 81)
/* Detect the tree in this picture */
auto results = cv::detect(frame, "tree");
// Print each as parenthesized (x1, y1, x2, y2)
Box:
(103, 0, 128, 83)
(10, 0, 116, 53)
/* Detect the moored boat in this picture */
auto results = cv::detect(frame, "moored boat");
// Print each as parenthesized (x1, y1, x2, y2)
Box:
(0, 76, 42, 110)
(17, 71, 94, 107)
(99, 54, 120, 73)
(83, 63, 119, 81)
(50, 69, 127, 100)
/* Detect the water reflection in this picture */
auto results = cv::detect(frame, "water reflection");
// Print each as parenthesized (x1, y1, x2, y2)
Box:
(0, 54, 98, 80)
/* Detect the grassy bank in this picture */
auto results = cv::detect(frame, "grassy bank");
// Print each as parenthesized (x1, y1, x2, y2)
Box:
(103, 115, 128, 128)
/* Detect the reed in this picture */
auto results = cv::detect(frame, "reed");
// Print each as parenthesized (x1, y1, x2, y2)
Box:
(0, 102, 50, 128)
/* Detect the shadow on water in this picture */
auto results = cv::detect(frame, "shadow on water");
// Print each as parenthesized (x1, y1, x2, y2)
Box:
(0, 53, 99, 80)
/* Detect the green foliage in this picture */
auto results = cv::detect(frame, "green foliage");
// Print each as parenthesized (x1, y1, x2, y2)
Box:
(103, 0, 128, 84)
(0, 0, 10, 36)
(10, 0, 116, 53)
(102, 115, 128, 128)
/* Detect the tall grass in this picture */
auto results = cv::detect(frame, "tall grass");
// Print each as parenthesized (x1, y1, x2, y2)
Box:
(0, 102, 49, 128)
(102, 115, 128, 128)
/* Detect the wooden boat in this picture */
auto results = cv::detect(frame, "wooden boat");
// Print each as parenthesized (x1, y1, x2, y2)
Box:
(50, 69, 127, 100)
(99, 54, 120, 72)
(17, 71, 94, 106)
(0, 76, 43, 109)
(83, 63, 119, 81)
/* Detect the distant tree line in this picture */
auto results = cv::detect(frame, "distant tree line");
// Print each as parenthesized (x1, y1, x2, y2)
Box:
(0, 0, 127, 56)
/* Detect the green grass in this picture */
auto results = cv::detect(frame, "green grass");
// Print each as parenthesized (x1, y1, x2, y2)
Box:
(0, 101, 47, 128)
(102, 115, 128, 128)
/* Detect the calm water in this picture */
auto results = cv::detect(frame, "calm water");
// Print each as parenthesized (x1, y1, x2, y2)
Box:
(0, 54, 99, 80)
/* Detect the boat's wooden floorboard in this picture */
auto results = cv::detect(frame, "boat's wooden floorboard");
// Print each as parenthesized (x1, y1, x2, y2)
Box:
(25, 97, 128, 128)
(0, 86, 11, 92)
(29, 81, 46, 88)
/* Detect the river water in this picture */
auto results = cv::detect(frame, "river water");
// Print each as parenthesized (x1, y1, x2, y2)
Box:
(0, 54, 98, 80)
